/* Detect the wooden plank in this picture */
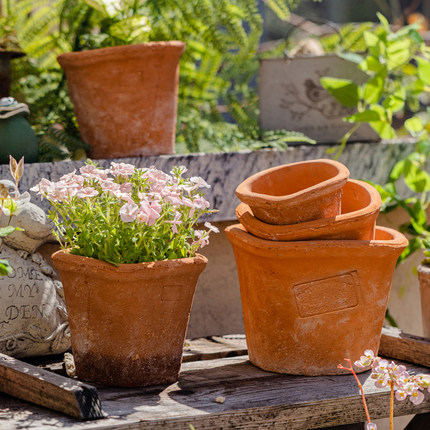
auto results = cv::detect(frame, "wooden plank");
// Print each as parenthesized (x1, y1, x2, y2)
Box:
(1, 354, 430, 429)
(183, 334, 247, 362)
(0, 353, 104, 420)
(379, 326, 430, 367)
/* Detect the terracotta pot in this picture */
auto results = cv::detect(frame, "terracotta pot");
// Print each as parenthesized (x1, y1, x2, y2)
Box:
(52, 250, 207, 387)
(418, 264, 430, 337)
(225, 224, 407, 376)
(235, 159, 350, 225)
(57, 42, 185, 159)
(236, 179, 381, 241)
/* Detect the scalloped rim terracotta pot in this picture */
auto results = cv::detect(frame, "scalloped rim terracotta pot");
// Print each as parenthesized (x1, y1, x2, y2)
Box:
(236, 179, 381, 241)
(57, 41, 185, 159)
(225, 224, 407, 376)
(235, 159, 350, 225)
(52, 250, 207, 387)
(418, 264, 430, 338)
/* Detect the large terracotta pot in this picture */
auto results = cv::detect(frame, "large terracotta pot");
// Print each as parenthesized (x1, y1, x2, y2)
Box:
(235, 159, 350, 225)
(57, 42, 185, 159)
(225, 224, 407, 376)
(236, 179, 381, 241)
(418, 264, 430, 337)
(52, 250, 207, 387)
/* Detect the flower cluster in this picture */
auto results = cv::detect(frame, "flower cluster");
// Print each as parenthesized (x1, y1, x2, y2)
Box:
(355, 350, 430, 406)
(31, 161, 218, 265)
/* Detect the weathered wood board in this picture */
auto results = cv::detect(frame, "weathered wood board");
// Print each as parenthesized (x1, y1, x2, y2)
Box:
(1, 331, 430, 430)
(0, 353, 103, 421)
(380, 326, 430, 367)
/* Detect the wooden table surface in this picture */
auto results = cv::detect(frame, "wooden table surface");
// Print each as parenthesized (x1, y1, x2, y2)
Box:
(1, 330, 430, 430)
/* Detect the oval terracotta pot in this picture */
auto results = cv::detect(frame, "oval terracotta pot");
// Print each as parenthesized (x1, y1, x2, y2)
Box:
(236, 179, 381, 241)
(52, 250, 207, 387)
(57, 42, 185, 159)
(225, 224, 407, 376)
(235, 159, 350, 225)
(418, 264, 430, 338)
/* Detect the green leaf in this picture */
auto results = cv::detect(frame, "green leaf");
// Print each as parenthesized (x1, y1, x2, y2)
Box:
(363, 31, 380, 49)
(359, 55, 385, 74)
(376, 12, 390, 32)
(382, 87, 405, 113)
(403, 158, 430, 192)
(320, 77, 359, 108)
(387, 40, 413, 70)
(369, 120, 396, 139)
(0, 260, 12, 276)
(344, 110, 381, 123)
(0, 226, 17, 237)
(389, 160, 406, 181)
(416, 57, 430, 83)
(338, 52, 364, 64)
(363, 75, 384, 104)
(405, 116, 424, 136)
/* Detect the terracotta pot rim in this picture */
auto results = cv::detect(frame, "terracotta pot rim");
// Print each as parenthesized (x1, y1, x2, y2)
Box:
(418, 263, 430, 274)
(57, 41, 186, 67)
(235, 159, 349, 205)
(52, 249, 207, 274)
(236, 179, 381, 240)
(225, 223, 408, 256)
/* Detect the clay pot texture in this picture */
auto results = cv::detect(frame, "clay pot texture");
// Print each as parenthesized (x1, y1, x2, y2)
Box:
(52, 250, 207, 387)
(236, 179, 381, 241)
(418, 264, 430, 338)
(57, 42, 185, 159)
(235, 159, 350, 225)
(225, 224, 407, 376)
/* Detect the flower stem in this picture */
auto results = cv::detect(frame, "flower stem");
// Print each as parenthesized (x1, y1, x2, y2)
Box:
(390, 383, 394, 430)
(339, 360, 372, 424)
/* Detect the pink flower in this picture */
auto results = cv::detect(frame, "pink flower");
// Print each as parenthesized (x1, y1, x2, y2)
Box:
(366, 423, 377, 430)
(409, 388, 425, 405)
(119, 202, 139, 222)
(204, 221, 219, 233)
(120, 182, 133, 193)
(137, 201, 161, 226)
(76, 187, 99, 199)
(166, 212, 182, 234)
(395, 389, 408, 401)
(354, 350, 375, 368)
(80, 165, 101, 178)
(190, 176, 211, 189)
(110, 162, 135, 177)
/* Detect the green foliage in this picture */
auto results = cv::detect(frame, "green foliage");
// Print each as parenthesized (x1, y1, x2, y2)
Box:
(320, 13, 430, 159)
(370, 135, 430, 266)
(6, 0, 313, 156)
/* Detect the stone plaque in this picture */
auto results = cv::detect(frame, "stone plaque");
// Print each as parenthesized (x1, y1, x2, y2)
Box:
(0, 245, 70, 357)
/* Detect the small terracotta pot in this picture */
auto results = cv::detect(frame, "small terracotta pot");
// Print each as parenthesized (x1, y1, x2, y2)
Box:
(235, 159, 350, 225)
(57, 42, 185, 159)
(225, 224, 407, 376)
(418, 264, 430, 337)
(52, 250, 207, 387)
(236, 179, 381, 241)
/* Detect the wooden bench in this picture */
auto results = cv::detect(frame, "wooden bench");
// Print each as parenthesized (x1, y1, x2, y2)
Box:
(1, 327, 430, 429)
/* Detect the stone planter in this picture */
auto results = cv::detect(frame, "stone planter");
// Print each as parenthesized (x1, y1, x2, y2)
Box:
(52, 250, 207, 387)
(235, 159, 349, 225)
(225, 224, 407, 376)
(236, 179, 381, 241)
(418, 264, 430, 338)
(259, 55, 379, 143)
(57, 42, 185, 159)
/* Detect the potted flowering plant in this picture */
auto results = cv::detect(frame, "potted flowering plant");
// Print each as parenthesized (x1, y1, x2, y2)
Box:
(31, 160, 217, 387)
